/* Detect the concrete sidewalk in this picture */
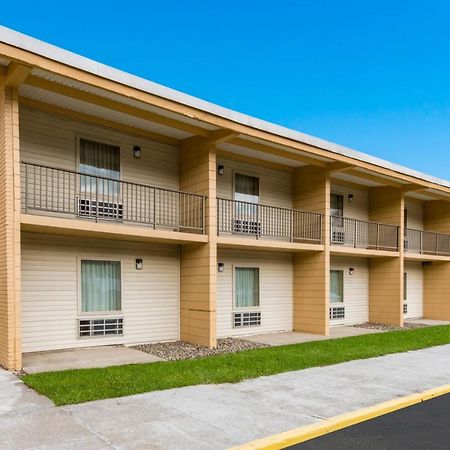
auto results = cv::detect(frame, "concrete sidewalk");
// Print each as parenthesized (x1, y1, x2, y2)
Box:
(2, 344, 450, 449)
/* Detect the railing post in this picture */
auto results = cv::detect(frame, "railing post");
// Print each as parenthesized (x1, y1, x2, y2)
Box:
(95, 177, 99, 222)
(256, 203, 260, 239)
(290, 209, 294, 243)
(216, 198, 219, 236)
(420, 230, 423, 254)
(376, 223, 380, 250)
(24, 163, 28, 214)
(153, 188, 156, 229)
(436, 232, 439, 255)
(354, 219, 357, 248)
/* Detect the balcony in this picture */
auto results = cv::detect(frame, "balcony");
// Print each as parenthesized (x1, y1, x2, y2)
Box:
(21, 162, 206, 234)
(217, 198, 323, 244)
(404, 228, 450, 257)
(330, 216, 399, 252)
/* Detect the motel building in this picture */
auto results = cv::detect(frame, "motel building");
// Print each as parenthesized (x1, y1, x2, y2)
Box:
(1, 26, 450, 371)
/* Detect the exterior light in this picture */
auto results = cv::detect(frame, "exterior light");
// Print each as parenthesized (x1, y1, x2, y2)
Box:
(217, 165, 224, 176)
(133, 146, 141, 158)
(136, 258, 143, 270)
(349, 267, 354, 276)
(218, 262, 225, 272)
(348, 194, 354, 203)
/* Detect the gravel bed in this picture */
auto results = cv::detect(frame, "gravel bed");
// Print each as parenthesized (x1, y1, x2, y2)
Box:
(133, 337, 269, 361)
(354, 321, 428, 331)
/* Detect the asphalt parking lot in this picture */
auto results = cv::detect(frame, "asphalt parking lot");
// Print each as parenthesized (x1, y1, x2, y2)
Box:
(290, 393, 450, 450)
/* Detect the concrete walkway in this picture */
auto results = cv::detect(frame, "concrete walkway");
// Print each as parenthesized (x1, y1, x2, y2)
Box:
(23, 345, 164, 374)
(243, 325, 385, 346)
(2, 344, 450, 449)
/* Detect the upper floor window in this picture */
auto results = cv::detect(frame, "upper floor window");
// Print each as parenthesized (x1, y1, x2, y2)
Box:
(331, 193, 344, 217)
(235, 173, 259, 204)
(80, 138, 120, 194)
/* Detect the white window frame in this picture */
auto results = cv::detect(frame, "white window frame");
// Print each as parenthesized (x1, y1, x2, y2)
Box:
(232, 265, 261, 312)
(77, 256, 124, 317)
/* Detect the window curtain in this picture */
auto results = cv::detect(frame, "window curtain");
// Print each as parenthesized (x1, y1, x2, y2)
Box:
(235, 173, 259, 204)
(80, 139, 120, 194)
(330, 194, 344, 217)
(330, 270, 343, 303)
(81, 260, 121, 312)
(235, 267, 259, 308)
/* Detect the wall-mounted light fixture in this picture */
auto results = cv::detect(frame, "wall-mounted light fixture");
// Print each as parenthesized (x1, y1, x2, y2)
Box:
(133, 146, 141, 158)
(217, 165, 224, 176)
(218, 262, 225, 272)
(349, 267, 354, 276)
(348, 194, 354, 203)
(136, 258, 143, 270)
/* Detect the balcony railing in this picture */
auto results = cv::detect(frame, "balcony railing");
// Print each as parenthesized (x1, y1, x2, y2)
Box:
(217, 198, 323, 244)
(330, 216, 399, 251)
(404, 228, 450, 256)
(21, 162, 206, 234)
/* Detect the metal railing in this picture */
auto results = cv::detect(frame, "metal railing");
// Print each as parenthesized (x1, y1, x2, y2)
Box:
(330, 216, 399, 251)
(217, 198, 323, 243)
(21, 162, 206, 234)
(404, 228, 450, 256)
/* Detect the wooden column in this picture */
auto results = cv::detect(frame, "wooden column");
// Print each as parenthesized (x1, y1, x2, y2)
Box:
(423, 201, 450, 319)
(368, 187, 404, 326)
(179, 136, 217, 347)
(292, 166, 330, 335)
(0, 86, 22, 370)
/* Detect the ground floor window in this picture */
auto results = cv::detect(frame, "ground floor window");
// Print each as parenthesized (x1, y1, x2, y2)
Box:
(235, 267, 260, 308)
(330, 270, 344, 303)
(81, 260, 121, 312)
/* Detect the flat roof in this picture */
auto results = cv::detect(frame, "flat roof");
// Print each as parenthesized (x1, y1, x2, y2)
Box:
(1, 25, 449, 189)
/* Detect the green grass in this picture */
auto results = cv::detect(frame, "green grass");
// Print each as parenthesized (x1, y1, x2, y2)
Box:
(22, 325, 450, 406)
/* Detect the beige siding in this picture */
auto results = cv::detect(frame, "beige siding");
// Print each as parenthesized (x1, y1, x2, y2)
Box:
(217, 157, 293, 208)
(331, 183, 369, 221)
(21, 233, 179, 352)
(405, 200, 424, 230)
(404, 261, 423, 319)
(217, 249, 293, 337)
(330, 256, 369, 326)
(20, 106, 179, 189)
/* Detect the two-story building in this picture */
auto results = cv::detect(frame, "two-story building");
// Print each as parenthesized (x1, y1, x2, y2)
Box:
(1, 26, 450, 371)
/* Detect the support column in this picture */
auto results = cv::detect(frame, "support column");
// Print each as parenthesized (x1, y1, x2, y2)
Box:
(0, 86, 22, 370)
(368, 187, 404, 326)
(293, 166, 330, 335)
(179, 137, 217, 347)
(423, 201, 450, 319)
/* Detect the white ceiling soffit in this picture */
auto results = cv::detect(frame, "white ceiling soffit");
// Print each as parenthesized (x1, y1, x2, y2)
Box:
(331, 171, 383, 187)
(218, 142, 306, 167)
(19, 84, 193, 140)
(0, 57, 9, 66)
(237, 135, 332, 163)
(30, 68, 218, 132)
(405, 191, 437, 201)
(351, 167, 410, 185)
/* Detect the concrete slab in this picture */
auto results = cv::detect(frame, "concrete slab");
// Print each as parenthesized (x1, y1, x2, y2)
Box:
(406, 318, 450, 326)
(22, 345, 165, 374)
(242, 326, 385, 346)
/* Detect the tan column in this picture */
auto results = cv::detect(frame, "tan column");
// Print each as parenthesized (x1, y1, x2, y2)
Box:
(0, 86, 22, 370)
(368, 187, 404, 326)
(179, 136, 217, 347)
(292, 166, 330, 335)
(423, 201, 450, 319)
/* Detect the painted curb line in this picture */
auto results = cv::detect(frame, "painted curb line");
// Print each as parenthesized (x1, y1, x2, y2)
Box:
(230, 384, 450, 450)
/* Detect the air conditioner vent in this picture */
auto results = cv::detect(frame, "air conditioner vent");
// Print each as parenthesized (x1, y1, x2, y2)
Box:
(233, 219, 261, 235)
(329, 306, 345, 320)
(78, 198, 123, 219)
(403, 303, 408, 314)
(331, 231, 345, 244)
(79, 318, 123, 337)
(233, 311, 261, 327)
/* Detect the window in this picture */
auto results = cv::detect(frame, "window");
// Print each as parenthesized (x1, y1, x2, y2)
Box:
(330, 270, 344, 303)
(404, 209, 408, 228)
(403, 272, 407, 301)
(81, 260, 121, 312)
(235, 173, 259, 204)
(331, 193, 344, 217)
(80, 138, 120, 194)
(235, 267, 260, 308)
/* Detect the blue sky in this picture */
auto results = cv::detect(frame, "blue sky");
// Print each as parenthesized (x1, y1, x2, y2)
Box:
(2, 1, 450, 178)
